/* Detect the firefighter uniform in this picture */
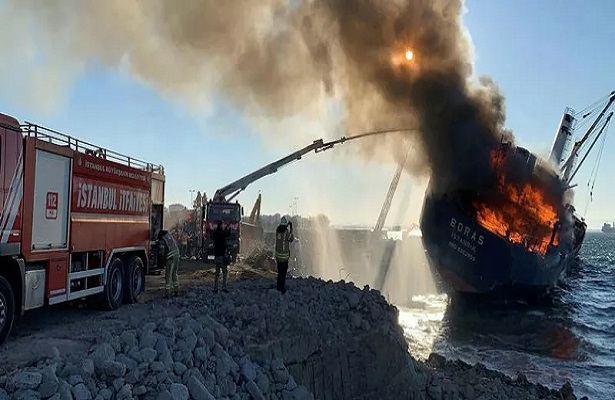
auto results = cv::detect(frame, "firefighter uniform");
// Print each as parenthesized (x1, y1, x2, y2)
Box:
(159, 230, 180, 297)
(274, 216, 294, 293)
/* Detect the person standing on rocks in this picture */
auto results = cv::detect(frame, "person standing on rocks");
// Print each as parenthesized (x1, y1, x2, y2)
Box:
(274, 215, 294, 293)
(158, 229, 181, 298)
(212, 220, 229, 293)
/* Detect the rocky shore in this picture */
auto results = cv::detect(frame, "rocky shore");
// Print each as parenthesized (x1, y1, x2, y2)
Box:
(0, 275, 585, 400)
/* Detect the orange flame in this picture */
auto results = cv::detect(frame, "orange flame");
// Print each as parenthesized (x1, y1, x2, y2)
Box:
(473, 149, 560, 256)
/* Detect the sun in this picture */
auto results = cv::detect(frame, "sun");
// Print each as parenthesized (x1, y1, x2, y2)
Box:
(405, 50, 414, 61)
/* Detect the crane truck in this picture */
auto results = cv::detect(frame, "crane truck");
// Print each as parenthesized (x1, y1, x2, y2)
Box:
(0, 112, 165, 346)
(201, 129, 413, 263)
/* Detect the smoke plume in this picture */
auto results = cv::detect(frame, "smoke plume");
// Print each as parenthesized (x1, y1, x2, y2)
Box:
(3, 0, 514, 189)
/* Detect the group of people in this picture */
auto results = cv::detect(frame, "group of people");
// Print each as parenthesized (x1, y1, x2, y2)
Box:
(157, 215, 295, 298)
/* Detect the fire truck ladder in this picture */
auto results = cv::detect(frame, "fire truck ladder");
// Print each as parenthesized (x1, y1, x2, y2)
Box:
(21, 122, 165, 174)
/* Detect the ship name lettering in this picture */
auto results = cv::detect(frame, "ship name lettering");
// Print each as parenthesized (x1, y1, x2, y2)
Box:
(449, 217, 484, 246)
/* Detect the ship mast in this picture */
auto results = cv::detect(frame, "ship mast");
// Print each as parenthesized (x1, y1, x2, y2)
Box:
(561, 91, 615, 185)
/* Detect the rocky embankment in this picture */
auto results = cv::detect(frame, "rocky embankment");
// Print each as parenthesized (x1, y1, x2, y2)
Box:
(0, 276, 584, 400)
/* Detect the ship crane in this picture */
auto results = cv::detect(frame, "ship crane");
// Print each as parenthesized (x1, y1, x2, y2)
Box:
(559, 91, 615, 186)
(372, 144, 412, 292)
(372, 145, 412, 237)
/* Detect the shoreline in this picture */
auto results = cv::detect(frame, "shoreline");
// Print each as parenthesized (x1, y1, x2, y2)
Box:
(0, 265, 586, 400)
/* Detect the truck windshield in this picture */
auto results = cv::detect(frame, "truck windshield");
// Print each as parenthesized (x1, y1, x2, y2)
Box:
(207, 204, 240, 221)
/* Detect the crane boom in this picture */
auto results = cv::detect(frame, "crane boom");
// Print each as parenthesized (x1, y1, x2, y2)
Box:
(373, 145, 412, 235)
(213, 128, 415, 202)
(562, 91, 615, 183)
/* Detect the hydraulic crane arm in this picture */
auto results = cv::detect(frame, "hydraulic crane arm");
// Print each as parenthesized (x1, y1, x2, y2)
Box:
(213, 128, 415, 202)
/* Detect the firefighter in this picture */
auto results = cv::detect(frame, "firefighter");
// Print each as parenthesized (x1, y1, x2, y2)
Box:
(274, 215, 294, 293)
(212, 220, 229, 293)
(158, 229, 180, 298)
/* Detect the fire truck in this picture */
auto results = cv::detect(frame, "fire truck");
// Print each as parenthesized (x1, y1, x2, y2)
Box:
(0, 112, 165, 345)
(201, 129, 408, 263)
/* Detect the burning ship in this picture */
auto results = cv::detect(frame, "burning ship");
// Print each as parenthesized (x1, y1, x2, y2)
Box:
(421, 91, 615, 300)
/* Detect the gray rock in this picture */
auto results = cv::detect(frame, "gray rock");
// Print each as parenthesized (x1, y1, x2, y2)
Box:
(100, 361, 126, 378)
(15, 389, 41, 400)
(99, 388, 112, 400)
(255, 371, 270, 394)
(10, 371, 43, 391)
(173, 362, 188, 377)
(81, 359, 95, 377)
(91, 344, 115, 370)
(291, 386, 313, 400)
(270, 359, 289, 384)
(285, 376, 297, 391)
(346, 292, 360, 308)
(112, 379, 125, 393)
(139, 332, 158, 350)
(156, 390, 173, 400)
(142, 322, 156, 333)
(116, 384, 132, 400)
(214, 325, 230, 346)
(184, 333, 198, 353)
(124, 369, 140, 385)
(216, 357, 231, 379)
(187, 376, 215, 400)
(115, 354, 138, 372)
(348, 312, 362, 328)
(71, 383, 92, 400)
(67, 375, 84, 387)
(246, 381, 266, 400)
(155, 338, 174, 366)
(194, 347, 209, 362)
(150, 361, 166, 372)
(132, 385, 147, 396)
(57, 382, 72, 400)
(120, 332, 137, 349)
(240, 361, 257, 382)
(140, 348, 158, 363)
(169, 383, 189, 400)
(202, 328, 216, 347)
(39, 367, 60, 399)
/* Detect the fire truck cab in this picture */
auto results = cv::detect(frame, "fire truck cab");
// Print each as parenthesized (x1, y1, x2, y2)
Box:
(0, 112, 165, 345)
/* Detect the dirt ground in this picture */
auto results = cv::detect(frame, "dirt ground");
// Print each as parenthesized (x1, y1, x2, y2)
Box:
(0, 259, 276, 376)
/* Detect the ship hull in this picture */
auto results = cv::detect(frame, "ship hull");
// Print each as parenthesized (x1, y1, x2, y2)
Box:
(420, 185, 583, 301)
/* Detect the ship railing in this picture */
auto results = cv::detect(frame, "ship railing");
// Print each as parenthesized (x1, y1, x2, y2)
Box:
(21, 122, 165, 175)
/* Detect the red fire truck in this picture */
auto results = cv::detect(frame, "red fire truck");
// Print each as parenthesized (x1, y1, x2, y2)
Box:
(0, 112, 165, 345)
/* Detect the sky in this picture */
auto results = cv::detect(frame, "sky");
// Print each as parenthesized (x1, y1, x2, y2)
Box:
(0, 0, 613, 228)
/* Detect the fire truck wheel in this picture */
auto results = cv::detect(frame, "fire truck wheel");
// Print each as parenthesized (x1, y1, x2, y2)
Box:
(100, 257, 124, 311)
(0, 276, 16, 346)
(123, 256, 145, 304)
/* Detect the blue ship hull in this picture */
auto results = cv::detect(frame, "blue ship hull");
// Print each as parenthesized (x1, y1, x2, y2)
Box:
(420, 184, 585, 301)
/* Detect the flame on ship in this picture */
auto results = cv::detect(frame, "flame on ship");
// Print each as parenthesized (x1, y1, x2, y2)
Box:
(473, 148, 560, 256)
